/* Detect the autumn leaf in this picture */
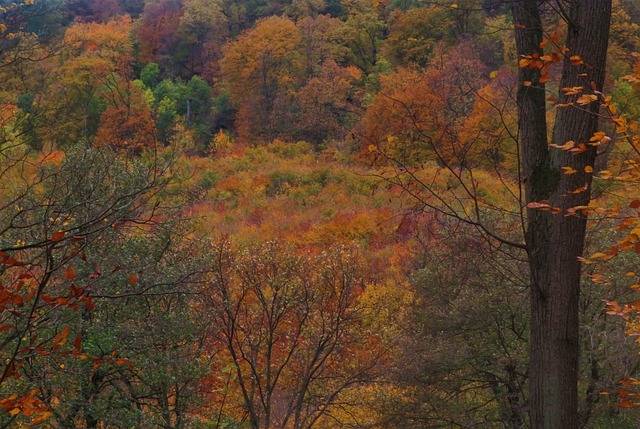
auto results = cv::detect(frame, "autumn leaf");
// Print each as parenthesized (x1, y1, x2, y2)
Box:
(64, 265, 76, 280)
(562, 86, 583, 95)
(51, 231, 65, 242)
(569, 143, 588, 154)
(576, 94, 598, 106)
(129, 273, 138, 285)
(570, 183, 589, 194)
(549, 141, 575, 150)
(54, 327, 70, 346)
(570, 55, 584, 65)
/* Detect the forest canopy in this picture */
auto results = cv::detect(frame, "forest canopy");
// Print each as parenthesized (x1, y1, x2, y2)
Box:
(2, 0, 640, 428)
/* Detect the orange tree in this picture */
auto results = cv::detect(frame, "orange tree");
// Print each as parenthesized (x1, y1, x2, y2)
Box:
(205, 240, 385, 429)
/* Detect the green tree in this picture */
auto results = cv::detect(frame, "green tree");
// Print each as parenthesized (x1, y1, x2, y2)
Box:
(0, 143, 175, 426)
(174, 0, 229, 79)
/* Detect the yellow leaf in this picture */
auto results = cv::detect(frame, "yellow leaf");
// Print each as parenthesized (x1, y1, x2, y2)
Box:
(576, 94, 598, 106)
(570, 183, 589, 194)
(562, 86, 583, 95)
(451, 3, 458, 8)
(562, 166, 577, 174)
(584, 166, 593, 173)
(549, 140, 575, 150)
(570, 55, 584, 65)
(489, 70, 498, 79)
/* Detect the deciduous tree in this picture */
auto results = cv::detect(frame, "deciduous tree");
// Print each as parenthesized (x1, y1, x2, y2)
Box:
(206, 240, 383, 429)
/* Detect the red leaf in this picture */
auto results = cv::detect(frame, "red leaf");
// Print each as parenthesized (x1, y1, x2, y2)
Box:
(129, 273, 138, 285)
(630, 200, 640, 208)
(64, 266, 76, 280)
(12, 295, 23, 307)
(617, 400, 637, 408)
(54, 326, 70, 346)
(84, 296, 95, 311)
(51, 231, 65, 242)
(74, 336, 82, 353)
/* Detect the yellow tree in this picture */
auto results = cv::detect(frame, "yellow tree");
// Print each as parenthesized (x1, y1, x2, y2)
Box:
(49, 16, 134, 145)
(221, 16, 303, 143)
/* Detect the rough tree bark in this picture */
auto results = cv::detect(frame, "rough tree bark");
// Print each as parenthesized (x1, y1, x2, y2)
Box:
(513, 1, 611, 428)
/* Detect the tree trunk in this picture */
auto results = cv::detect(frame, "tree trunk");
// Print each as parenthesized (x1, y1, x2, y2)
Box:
(513, 1, 611, 428)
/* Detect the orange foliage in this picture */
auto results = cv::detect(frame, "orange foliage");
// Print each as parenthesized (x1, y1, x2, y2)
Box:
(0, 103, 18, 128)
(221, 16, 303, 143)
(358, 67, 447, 165)
(454, 69, 519, 171)
(94, 80, 156, 153)
(136, 1, 183, 65)
(63, 16, 133, 73)
(296, 60, 359, 144)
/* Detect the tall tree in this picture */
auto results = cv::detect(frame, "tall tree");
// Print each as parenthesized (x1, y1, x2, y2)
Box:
(512, 1, 612, 427)
(206, 241, 383, 429)
(220, 16, 303, 143)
